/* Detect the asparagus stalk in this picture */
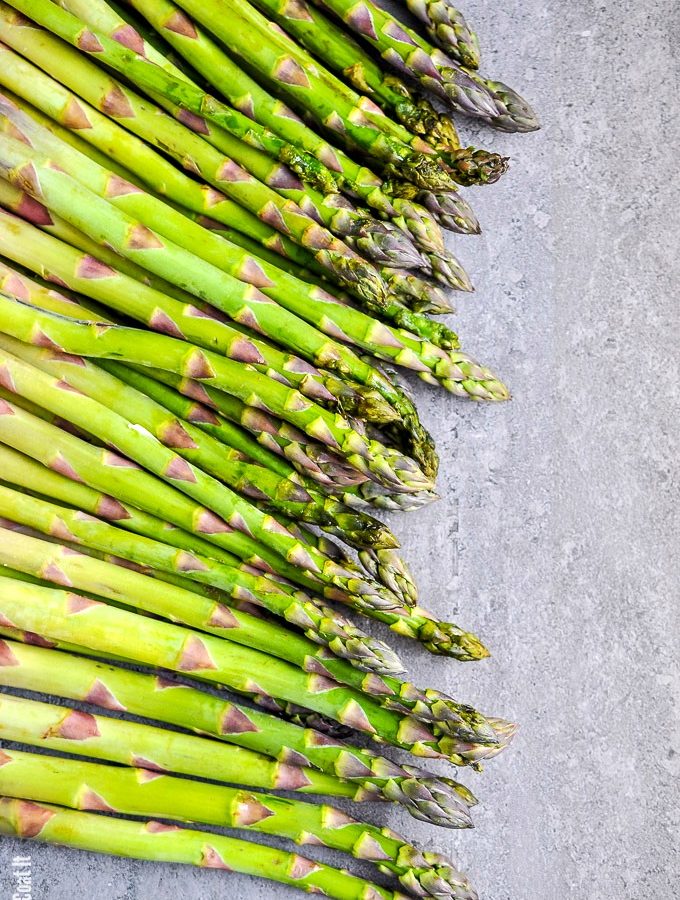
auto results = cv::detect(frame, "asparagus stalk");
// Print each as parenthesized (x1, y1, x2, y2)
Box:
(0, 484, 498, 741)
(0, 398, 465, 657)
(127, 0, 458, 184)
(306, 0, 539, 131)
(48, 0, 341, 197)
(0, 288, 436, 490)
(0, 41, 464, 356)
(1, 4, 390, 300)
(0, 749, 478, 896)
(244, 0, 505, 185)
(0, 198, 401, 433)
(403, 0, 480, 68)
(0, 691, 365, 799)
(0, 96, 493, 400)
(391, 183, 481, 234)
(2, 100, 394, 416)
(0, 574, 481, 758)
(0, 522, 492, 746)
(0, 344, 383, 584)
(0, 463, 403, 676)
(0, 638, 495, 808)
(0, 398, 409, 610)
(0, 1, 402, 226)
(147, 369, 439, 507)
(57, 0, 427, 268)
(0, 329, 396, 550)
(13, 0, 458, 195)
(0, 797, 422, 900)
(160, 0, 463, 191)
(0, 361, 416, 628)
(0, 481, 406, 677)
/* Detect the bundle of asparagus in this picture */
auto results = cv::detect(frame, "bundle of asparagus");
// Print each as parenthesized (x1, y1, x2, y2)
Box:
(0, 0, 536, 895)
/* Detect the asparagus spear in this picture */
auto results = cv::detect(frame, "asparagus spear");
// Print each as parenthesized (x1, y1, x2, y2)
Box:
(0, 287, 435, 490)
(44, 0, 341, 197)
(403, 0, 480, 68)
(0, 471, 404, 677)
(0, 97, 491, 397)
(57, 0, 428, 268)
(12, 0, 457, 195)
(0, 484, 498, 740)
(243, 0, 505, 185)
(0, 361, 418, 629)
(0, 574, 481, 758)
(0, 84, 440, 478)
(0, 749, 477, 896)
(0, 797, 424, 900)
(127, 0, 458, 176)
(0, 479, 405, 675)
(0, 692, 366, 799)
(0, 518, 492, 742)
(0, 329, 396, 550)
(0, 398, 463, 658)
(0, 637, 500, 800)
(0, 200, 402, 434)
(1, 4, 391, 300)
(305, 0, 539, 131)
(0, 38, 462, 352)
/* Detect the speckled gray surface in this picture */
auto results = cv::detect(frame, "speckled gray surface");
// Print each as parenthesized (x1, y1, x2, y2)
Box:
(1, 1, 679, 897)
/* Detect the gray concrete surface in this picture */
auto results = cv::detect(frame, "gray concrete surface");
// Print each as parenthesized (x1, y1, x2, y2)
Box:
(1, 1, 679, 897)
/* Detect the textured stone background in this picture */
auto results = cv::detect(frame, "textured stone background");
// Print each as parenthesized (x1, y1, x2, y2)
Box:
(1, 0, 679, 897)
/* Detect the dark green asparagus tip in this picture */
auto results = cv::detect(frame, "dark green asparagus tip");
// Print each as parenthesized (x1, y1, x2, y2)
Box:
(336, 514, 399, 550)
(384, 151, 458, 193)
(443, 147, 510, 187)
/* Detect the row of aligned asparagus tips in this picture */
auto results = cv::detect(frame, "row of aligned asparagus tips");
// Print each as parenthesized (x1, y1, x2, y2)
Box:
(0, 0, 537, 895)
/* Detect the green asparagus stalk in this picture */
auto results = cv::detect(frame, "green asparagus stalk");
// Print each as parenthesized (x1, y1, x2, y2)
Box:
(0, 692, 365, 799)
(0, 8, 457, 269)
(0, 466, 405, 677)
(56, 0, 428, 268)
(0, 397, 461, 656)
(0, 406, 478, 657)
(391, 183, 481, 234)
(146, 369, 440, 505)
(305, 0, 539, 131)
(243, 0, 505, 185)
(0, 25, 463, 344)
(1, 3, 390, 300)
(0, 796, 422, 900)
(0, 1, 403, 225)
(0, 639, 488, 823)
(126, 0, 457, 194)
(0, 329, 396, 550)
(403, 0, 480, 68)
(59, 0, 430, 267)
(0, 198, 400, 432)
(0, 355, 420, 626)
(0, 494, 413, 691)
(12, 0, 458, 197)
(0, 40, 464, 355)
(44, 0, 342, 197)
(0, 574, 480, 758)
(130, 0, 459, 190)
(0, 749, 476, 897)
(0, 289, 435, 490)
(0, 97, 494, 401)
(3, 101, 394, 416)
(0, 521, 493, 744)
(0, 484, 497, 741)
